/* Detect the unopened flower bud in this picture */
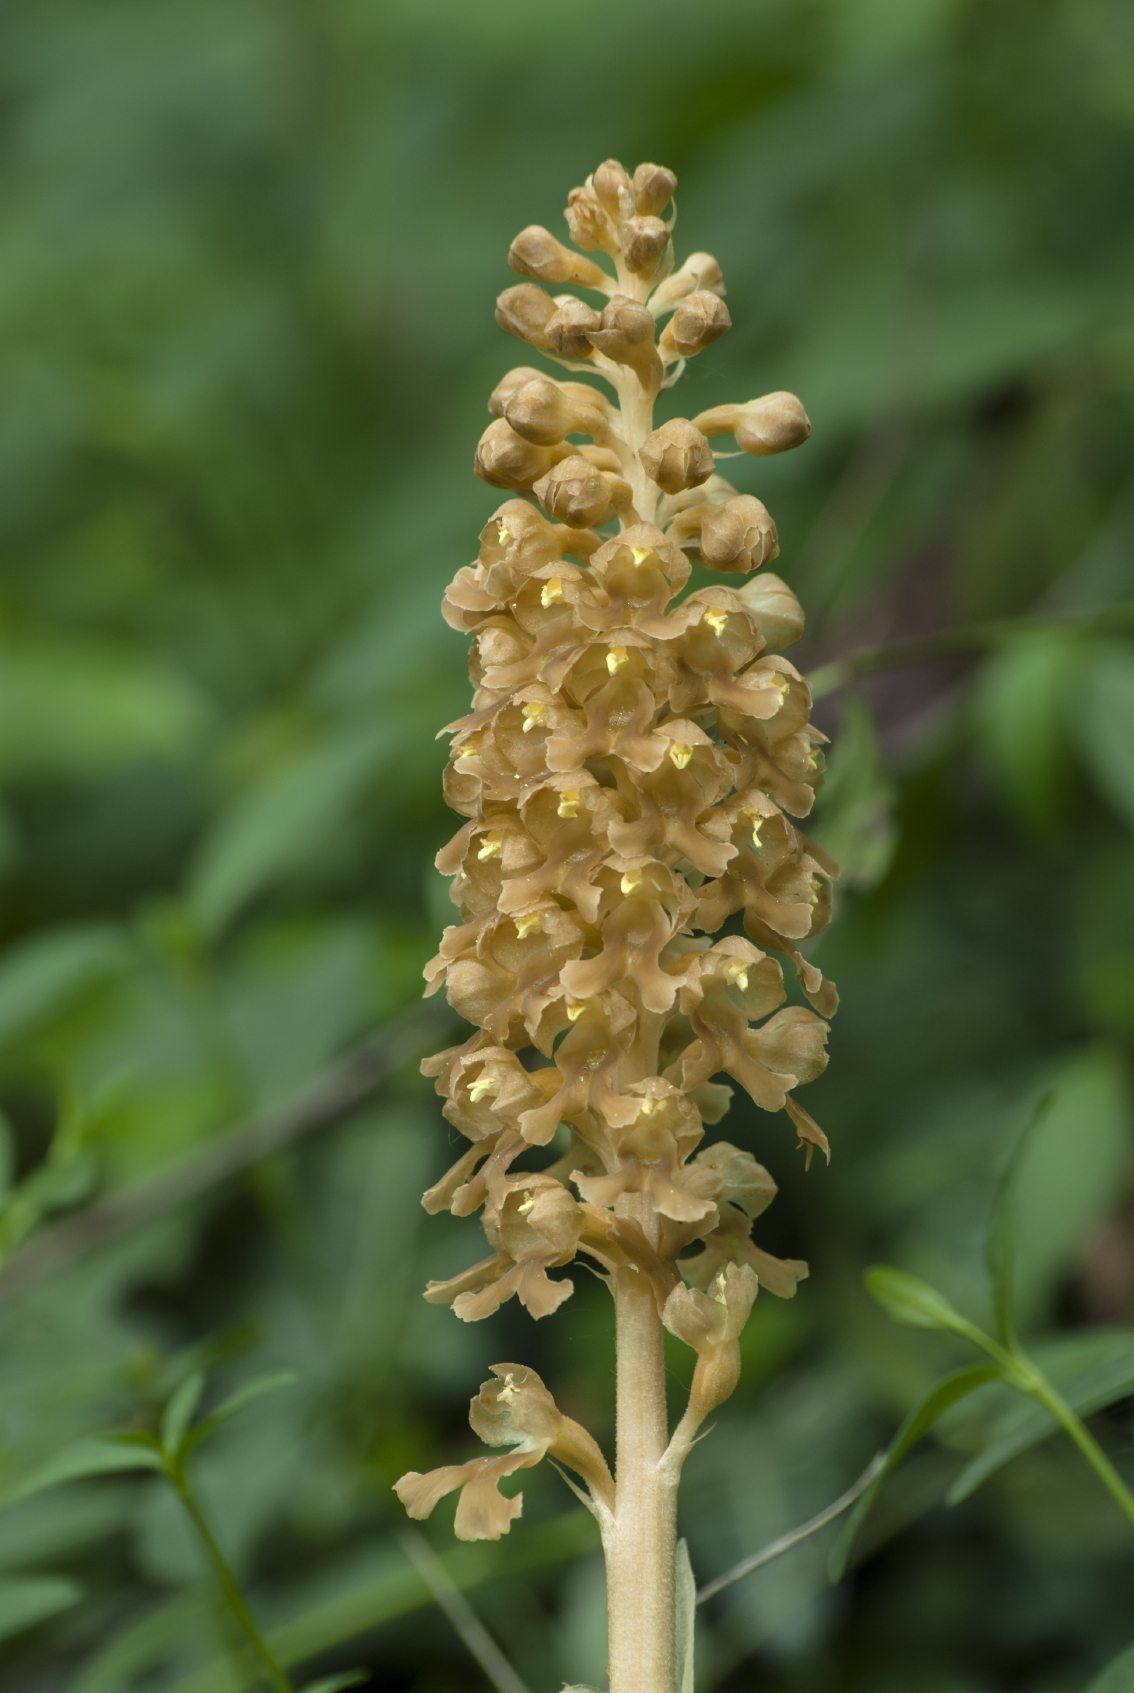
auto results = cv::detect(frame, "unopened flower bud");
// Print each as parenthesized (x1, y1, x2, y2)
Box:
(545, 298, 603, 359)
(564, 185, 617, 255)
(592, 158, 633, 214)
(508, 225, 608, 290)
(651, 252, 725, 311)
(640, 418, 714, 495)
(659, 291, 732, 359)
(632, 162, 677, 216)
(694, 392, 812, 456)
(700, 495, 779, 572)
(534, 454, 630, 527)
(504, 376, 612, 445)
(488, 366, 545, 419)
(586, 296, 663, 391)
(623, 215, 670, 278)
(475, 418, 564, 491)
(667, 493, 779, 573)
(495, 284, 555, 349)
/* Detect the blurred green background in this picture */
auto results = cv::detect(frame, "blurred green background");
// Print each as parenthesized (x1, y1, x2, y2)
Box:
(1, 0, 1133, 1688)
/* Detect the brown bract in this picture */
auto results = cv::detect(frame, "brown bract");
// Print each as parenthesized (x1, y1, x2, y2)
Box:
(398, 157, 838, 1542)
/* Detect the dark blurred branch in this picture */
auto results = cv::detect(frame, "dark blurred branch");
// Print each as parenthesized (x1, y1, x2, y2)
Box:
(810, 602, 1134, 700)
(0, 1004, 447, 1304)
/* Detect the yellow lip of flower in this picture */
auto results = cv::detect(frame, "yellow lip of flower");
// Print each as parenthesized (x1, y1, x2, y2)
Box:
(521, 701, 547, 733)
(712, 1269, 729, 1302)
(606, 645, 630, 674)
(517, 1195, 536, 1216)
(497, 521, 511, 545)
(807, 876, 821, 906)
(740, 806, 763, 847)
(620, 867, 644, 895)
(638, 1096, 655, 1116)
(467, 1072, 500, 1103)
(703, 608, 729, 635)
(557, 788, 581, 819)
(630, 546, 651, 565)
(566, 1000, 587, 1021)
(668, 740, 694, 769)
(514, 911, 543, 939)
(477, 831, 503, 861)
(540, 577, 564, 607)
(806, 750, 820, 771)
(458, 733, 483, 760)
(725, 959, 750, 992)
(498, 1371, 518, 1401)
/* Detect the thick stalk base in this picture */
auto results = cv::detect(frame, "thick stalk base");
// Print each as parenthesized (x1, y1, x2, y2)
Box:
(604, 1270, 678, 1693)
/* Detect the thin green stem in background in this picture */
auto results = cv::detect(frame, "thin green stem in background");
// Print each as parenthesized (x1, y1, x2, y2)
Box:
(961, 1329, 1134, 1534)
(165, 1459, 295, 1693)
(1026, 1372, 1134, 1532)
(696, 1452, 886, 1604)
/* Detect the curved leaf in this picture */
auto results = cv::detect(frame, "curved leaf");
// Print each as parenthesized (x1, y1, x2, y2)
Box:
(0, 1574, 83, 1643)
(1, 1436, 163, 1510)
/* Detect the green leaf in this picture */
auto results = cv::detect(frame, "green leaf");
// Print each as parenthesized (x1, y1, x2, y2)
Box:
(674, 1538, 696, 1693)
(829, 1365, 1000, 1580)
(975, 631, 1081, 835)
(991, 1050, 1133, 1331)
(1078, 640, 1134, 832)
(0, 1436, 164, 1510)
(864, 1265, 987, 1345)
(0, 925, 132, 1053)
(0, 1574, 84, 1644)
(182, 1372, 297, 1458)
(811, 697, 896, 890)
(161, 1371, 206, 1457)
(1084, 1641, 1134, 1693)
(301, 1676, 370, 1693)
(0, 634, 211, 779)
(0, 1108, 13, 1202)
(949, 1327, 1134, 1503)
(186, 722, 396, 936)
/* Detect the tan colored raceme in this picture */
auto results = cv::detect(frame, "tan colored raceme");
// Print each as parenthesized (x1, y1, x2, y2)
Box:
(395, 158, 838, 1693)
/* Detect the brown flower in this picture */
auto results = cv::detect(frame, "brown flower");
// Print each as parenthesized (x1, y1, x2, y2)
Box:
(401, 157, 840, 1548)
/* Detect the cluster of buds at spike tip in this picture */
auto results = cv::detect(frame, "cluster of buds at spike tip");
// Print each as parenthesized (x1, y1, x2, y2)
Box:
(397, 158, 838, 1547)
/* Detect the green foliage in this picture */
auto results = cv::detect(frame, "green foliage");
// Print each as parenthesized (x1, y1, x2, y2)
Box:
(830, 1367, 1000, 1580)
(1078, 644, 1134, 834)
(1086, 1643, 1134, 1693)
(947, 1329, 1134, 1504)
(865, 1267, 988, 1345)
(0, 0, 1132, 1686)
(0, 1574, 84, 1645)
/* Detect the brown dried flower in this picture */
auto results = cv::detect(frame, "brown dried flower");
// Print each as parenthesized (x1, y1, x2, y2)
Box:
(398, 158, 838, 1693)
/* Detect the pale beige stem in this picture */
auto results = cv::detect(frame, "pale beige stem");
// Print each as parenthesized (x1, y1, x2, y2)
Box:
(611, 254, 658, 525)
(602, 249, 679, 1693)
(603, 1267, 678, 1693)
(615, 372, 658, 523)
